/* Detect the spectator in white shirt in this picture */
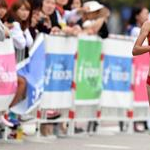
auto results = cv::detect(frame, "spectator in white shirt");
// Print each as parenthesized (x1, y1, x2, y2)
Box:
(5, 0, 33, 58)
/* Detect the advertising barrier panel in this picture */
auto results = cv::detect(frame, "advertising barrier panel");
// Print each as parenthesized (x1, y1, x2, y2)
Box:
(75, 37, 102, 105)
(41, 35, 77, 109)
(0, 39, 17, 111)
(133, 53, 149, 106)
(100, 37, 133, 108)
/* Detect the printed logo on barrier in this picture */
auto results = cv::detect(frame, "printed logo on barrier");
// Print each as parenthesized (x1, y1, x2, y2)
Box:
(76, 60, 101, 99)
(78, 61, 100, 83)
(44, 54, 74, 91)
(103, 55, 132, 91)
(77, 61, 101, 93)
(135, 66, 148, 86)
(0, 54, 17, 95)
(133, 53, 149, 102)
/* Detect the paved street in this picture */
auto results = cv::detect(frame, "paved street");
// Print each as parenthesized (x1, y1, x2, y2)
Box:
(1, 132, 150, 150)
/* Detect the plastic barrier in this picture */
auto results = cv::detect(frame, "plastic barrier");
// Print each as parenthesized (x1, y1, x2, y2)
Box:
(99, 34, 149, 134)
(1, 34, 150, 140)
(0, 38, 17, 141)
(35, 35, 78, 138)
(0, 39, 17, 111)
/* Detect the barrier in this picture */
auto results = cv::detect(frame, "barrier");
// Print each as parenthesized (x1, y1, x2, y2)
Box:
(0, 39, 17, 111)
(1, 34, 150, 141)
(71, 35, 102, 135)
(0, 38, 17, 141)
(100, 35, 133, 108)
(99, 34, 149, 133)
(36, 35, 78, 138)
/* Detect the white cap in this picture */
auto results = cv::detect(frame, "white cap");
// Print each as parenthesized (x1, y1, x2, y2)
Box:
(83, 1, 104, 12)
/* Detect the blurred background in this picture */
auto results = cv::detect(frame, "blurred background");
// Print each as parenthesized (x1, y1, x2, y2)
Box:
(91, 0, 150, 34)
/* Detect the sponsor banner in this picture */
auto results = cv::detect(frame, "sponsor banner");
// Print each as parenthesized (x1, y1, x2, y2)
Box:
(75, 38, 102, 105)
(133, 53, 149, 105)
(100, 38, 133, 108)
(44, 54, 74, 91)
(0, 54, 17, 95)
(103, 55, 132, 92)
(41, 35, 77, 109)
(0, 39, 17, 111)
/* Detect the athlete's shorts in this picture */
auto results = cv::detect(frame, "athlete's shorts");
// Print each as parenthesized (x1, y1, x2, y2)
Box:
(147, 76, 150, 86)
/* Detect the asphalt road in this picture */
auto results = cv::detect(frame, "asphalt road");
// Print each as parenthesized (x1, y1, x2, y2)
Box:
(1, 132, 150, 150)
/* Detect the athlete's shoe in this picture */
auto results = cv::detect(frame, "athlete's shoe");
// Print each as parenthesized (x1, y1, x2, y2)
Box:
(0, 115, 14, 127)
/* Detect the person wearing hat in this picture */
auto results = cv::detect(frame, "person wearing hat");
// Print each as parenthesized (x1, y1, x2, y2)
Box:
(82, 0, 110, 38)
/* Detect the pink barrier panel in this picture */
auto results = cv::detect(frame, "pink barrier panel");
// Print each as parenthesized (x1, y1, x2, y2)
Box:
(0, 54, 17, 95)
(133, 53, 149, 103)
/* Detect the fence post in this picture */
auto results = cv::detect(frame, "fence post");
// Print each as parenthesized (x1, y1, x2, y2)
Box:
(127, 109, 134, 134)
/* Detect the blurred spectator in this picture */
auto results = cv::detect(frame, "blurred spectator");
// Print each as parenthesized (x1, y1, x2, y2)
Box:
(29, 7, 41, 40)
(27, 0, 41, 9)
(39, 0, 61, 34)
(126, 5, 149, 36)
(0, 0, 9, 38)
(70, 0, 82, 9)
(64, 0, 84, 28)
(120, 6, 131, 34)
(64, 0, 110, 37)
(107, 10, 122, 34)
(82, 1, 110, 38)
(55, 0, 87, 35)
(29, 0, 61, 38)
(5, 0, 33, 57)
(0, 0, 8, 22)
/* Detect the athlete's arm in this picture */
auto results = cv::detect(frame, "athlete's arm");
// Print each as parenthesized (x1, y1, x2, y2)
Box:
(132, 21, 150, 56)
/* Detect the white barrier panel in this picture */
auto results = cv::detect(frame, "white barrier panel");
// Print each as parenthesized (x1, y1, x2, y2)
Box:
(100, 37, 134, 108)
(40, 35, 77, 109)
(0, 39, 17, 111)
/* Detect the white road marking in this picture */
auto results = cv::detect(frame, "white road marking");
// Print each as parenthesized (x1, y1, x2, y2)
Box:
(84, 144, 131, 149)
